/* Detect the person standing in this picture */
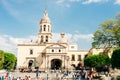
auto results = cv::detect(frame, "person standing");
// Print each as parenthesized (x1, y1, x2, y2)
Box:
(87, 72, 93, 80)
(1, 76, 4, 80)
(36, 68, 39, 78)
(24, 75, 29, 80)
(8, 72, 12, 80)
(28, 76, 31, 80)
(5, 72, 8, 80)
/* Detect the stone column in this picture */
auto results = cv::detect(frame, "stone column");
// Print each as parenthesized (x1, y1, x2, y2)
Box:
(47, 55, 50, 69)
(45, 55, 47, 70)
(61, 55, 63, 68)
(43, 35, 45, 42)
(64, 55, 65, 68)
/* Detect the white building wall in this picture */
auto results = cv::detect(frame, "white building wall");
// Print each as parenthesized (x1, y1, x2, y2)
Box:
(92, 48, 104, 55)
(67, 50, 88, 67)
(17, 44, 46, 67)
(69, 43, 78, 50)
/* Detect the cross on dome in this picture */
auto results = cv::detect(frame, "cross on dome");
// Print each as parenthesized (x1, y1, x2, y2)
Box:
(44, 10, 48, 17)
(40, 10, 51, 24)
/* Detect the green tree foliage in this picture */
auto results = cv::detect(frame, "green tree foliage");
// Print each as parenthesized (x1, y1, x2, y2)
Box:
(92, 13, 120, 49)
(84, 54, 110, 68)
(0, 50, 4, 70)
(3, 52, 17, 70)
(111, 48, 120, 69)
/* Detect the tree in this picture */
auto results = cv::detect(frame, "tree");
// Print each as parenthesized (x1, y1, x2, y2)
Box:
(92, 13, 120, 54)
(111, 47, 120, 69)
(0, 50, 4, 70)
(3, 52, 17, 70)
(84, 54, 110, 71)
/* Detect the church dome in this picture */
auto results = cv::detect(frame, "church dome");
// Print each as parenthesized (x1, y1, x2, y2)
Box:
(40, 10, 51, 24)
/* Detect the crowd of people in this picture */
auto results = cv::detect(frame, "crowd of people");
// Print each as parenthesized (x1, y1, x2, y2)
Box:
(0, 72, 31, 80)
(0, 69, 116, 80)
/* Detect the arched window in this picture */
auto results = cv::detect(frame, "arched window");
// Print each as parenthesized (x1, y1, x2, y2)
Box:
(41, 36, 43, 42)
(44, 25, 46, 31)
(46, 36, 48, 42)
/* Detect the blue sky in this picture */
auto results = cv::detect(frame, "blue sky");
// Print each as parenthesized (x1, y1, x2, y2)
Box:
(0, 0, 120, 54)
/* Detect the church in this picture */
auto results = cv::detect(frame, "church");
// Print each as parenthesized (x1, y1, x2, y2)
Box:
(17, 10, 89, 71)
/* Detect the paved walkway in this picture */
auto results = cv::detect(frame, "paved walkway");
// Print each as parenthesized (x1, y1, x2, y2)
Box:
(0, 70, 120, 80)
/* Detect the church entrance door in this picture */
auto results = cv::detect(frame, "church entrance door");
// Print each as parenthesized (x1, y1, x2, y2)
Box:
(28, 60, 33, 68)
(51, 59, 62, 70)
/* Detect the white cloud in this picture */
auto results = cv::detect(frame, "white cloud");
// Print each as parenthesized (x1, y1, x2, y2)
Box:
(114, 0, 120, 5)
(56, 0, 65, 4)
(69, 0, 81, 2)
(0, 35, 37, 56)
(55, 0, 109, 7)
(53, 32, 93, 43)
(55, 0, 81, 8)
(0, 33, 93, 56)
(82, 0, 108, 4)
(56, 0, 71, 7)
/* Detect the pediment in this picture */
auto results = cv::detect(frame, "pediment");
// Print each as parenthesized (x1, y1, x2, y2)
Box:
(46, 44, 66, 49)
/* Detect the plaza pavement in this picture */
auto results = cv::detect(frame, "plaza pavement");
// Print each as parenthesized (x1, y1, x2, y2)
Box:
(0, 70, 86, 80)
(0, 70, 120, 80)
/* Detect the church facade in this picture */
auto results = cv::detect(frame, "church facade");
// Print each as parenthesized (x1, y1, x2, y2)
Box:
(17, 10, 88, 70)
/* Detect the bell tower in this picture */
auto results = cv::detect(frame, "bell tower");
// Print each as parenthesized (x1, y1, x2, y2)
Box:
(38, 10, 52, 44)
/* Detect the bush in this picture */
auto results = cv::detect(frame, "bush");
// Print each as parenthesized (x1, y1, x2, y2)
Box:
(0, 50, 4, 70)
(117, 76, 120, 80)
(3, 52, 17, 70)
(84, 54, 110, 68)
(111, 47, 120, 69)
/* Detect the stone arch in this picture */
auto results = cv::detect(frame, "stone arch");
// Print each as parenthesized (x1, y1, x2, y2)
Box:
(51, 59, 62, 70)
